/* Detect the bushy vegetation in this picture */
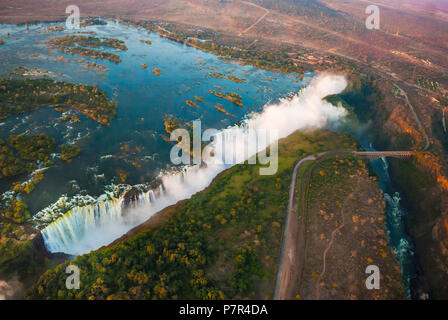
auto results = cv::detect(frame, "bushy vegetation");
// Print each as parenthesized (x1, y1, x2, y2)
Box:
(61, 114, 80, 122)
(1, 199, 30, 224)
(210, 90, 243, 106)
(25, 130, 358, 300)
(0, 139, 29, 178)
(0, 78, 117, 125)
(12, 171, 45, 195)
(48, 35, 127, 51)
(0, 134, 55, 179)
(57, 46, 122, 63)
(0, 219, 53, 281)
(0, 134, 54, 248)
(80, 18, 107, 27)
(48, 34, 126, 63)
(7, 134, 55, 161)
(0, 238, 41, 278)
(61, 145, 82, 162)
(0, 134, 56, 253)
(0, 135, 59, 282)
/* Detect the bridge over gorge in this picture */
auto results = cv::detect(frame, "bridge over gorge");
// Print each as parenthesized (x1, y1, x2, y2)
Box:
(275, 84, 428, 299)
(353, 151, 416, 159)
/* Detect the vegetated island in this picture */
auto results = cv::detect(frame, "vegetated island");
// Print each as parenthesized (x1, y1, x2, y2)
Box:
(0, 133, 56, 260)
(48, 35, 127, 63)
(0, 78, 117, 125)
(48, 35, 127, 50)
(0, 134, 81, 196)
(25, 130, 404, 300)
(46, 25, 63, 34)
(61, 114, 80, 123)
(185, 100, 199, 108)
(80, 18, 107, 28)
(0, 134, 85, 282)
(209, 90, 243, 106)
(54, 46, 122, 64)
(61, 144, 82, 162)
(214, 104, 236, 117)
(227, 74, 246, 83)
(0, 134, 55, 181)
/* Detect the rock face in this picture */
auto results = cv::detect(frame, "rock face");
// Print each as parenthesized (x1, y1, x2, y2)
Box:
(33, 232, 72, 262)
(31, 232, 49, 263)
(410, 208, 448, 299)
(122, 187, 142, 215)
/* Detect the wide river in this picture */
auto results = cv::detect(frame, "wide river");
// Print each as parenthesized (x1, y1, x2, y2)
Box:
(0, 19, 310, 213)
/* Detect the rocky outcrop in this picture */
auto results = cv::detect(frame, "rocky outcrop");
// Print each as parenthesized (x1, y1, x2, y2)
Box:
(122, 187, 141, 212)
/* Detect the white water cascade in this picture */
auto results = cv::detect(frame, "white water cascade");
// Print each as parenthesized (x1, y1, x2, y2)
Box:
(41, 74, 349, 255)
(41, 188, 162, 254)
(42, 198, 125, 254)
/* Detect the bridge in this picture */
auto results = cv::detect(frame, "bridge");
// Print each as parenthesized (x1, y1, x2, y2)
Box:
(275, 84, 428, 299)
(353, 151, 416, 159)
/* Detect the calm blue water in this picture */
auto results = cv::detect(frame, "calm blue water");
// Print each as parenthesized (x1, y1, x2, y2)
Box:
(0, 20, 310, 213)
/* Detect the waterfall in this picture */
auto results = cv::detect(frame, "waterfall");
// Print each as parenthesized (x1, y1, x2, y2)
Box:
(42, 198, 125, 254)
(41, 74, 349, 255)
(41, 187, 165, 255)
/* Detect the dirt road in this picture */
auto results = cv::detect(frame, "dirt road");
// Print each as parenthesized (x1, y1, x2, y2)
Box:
(238, 1, 269, 36)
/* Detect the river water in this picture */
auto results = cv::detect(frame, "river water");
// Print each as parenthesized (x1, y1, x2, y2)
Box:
(0, 19, 308, 213)
(0, 19, 418, 296)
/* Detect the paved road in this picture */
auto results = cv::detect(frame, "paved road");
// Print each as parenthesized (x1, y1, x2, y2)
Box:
(273, 154, 317, 300)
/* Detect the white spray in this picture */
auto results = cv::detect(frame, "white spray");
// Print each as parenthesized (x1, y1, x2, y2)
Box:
(42, 74, 348, 255)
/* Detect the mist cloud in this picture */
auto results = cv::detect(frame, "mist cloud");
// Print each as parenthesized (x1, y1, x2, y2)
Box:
(42, 74, 348, 255)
